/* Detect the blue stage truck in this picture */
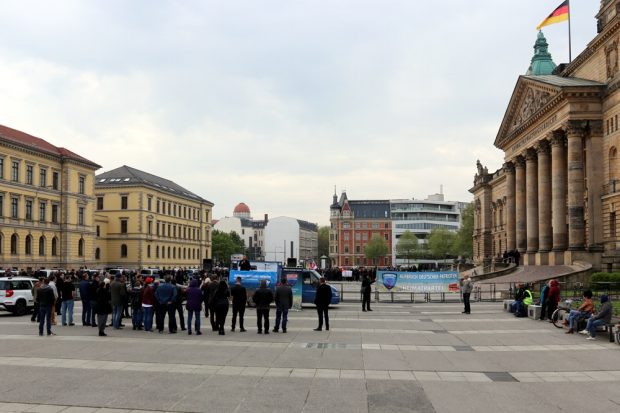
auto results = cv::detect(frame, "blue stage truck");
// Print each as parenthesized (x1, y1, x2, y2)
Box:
(229, 267, 340, 306)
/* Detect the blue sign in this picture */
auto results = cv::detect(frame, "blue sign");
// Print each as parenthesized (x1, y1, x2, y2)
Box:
(376, 271, 460, 293)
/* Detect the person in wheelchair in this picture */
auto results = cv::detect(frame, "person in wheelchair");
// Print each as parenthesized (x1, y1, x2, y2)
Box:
(565, 290, 594, 334)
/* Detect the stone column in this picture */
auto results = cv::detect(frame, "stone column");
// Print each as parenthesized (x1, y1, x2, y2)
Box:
(566, 121, 585, 250)
(526, 148, 539, 253)
(551, 131, 567, 251)
(515, 155, 527, 252)
(537, 140, 552, 252)
(504, 162, 516, 252)
(585, 120, 604, 251)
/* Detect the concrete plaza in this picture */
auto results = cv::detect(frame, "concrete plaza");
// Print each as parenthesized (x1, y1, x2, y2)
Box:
(0, 301, 619, 413)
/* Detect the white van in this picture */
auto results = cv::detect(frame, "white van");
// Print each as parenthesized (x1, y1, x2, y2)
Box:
(140, 268, 161, 279)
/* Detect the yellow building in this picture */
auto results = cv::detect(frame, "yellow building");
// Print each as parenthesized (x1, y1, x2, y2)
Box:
(94, 165, 213, 270)
(0, 124, 101, 270)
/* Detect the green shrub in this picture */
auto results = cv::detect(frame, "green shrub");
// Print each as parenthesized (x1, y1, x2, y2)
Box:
(590, 272, 620, 289)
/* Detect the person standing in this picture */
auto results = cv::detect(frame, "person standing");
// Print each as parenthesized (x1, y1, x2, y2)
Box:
(201, 277, 211, 319)
(230, 276, 247, 332)
(214, 280, 230, 335)
(37, 278, 55, 336)
(155, 275, 178, 334)
(31, 277, 43, 323)
(460, 274, 473, 315)
(54, 274, 64, 316)
(79, 273, 91, 326)
(546, 279, 560, 322)
(172, 280, 187, 331)
(88, 274, 99, 327)
(361, 274, 375, 312)
(110, 275, 123, 329)
(185, 279, 203, 335)
(238, 256, 251, 271)
(314, 277, 332, 331)
(207, 275, 219, 331)
(273, 278, 293, 333)
(49, 275, 59, 326)
(538, 281, 550, 320)
(252, 279, 274, 334)
(60, 275, 76, 326)
(130, 278, 144, 330)
(120, 275, 129, 323)
(141, 278, 155, 332)
(95, 279, 112, 337)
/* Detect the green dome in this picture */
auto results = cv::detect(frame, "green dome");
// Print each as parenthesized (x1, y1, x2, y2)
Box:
(526, 31, 557, 76)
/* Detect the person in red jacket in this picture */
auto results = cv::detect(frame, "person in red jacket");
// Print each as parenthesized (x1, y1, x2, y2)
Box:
(546, 279, 560, 322)
(141, 278, 156, 332)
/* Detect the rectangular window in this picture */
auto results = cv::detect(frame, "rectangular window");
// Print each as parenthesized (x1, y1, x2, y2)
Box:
(40, 168, 47, 187)
(174, 204, 177, 217)
(344, 233, 349, 241)
(0, 158, 3, 179)
(184, 206, 187, 218)
(78, 176, 85, 194)
(52, 172, 59, 190)
(52, 204, 59, 223)
(355, 233, 361, 241)
(121, 219, 128, 234)
(611, 212, 617, 238)
(157, 222, 160, 236)
(384, 233, 389, 241)
(372, 223, 379, 229)
(11, 161, 19, 182)
(25, 200, 32, 220)
(167, 224, 171, 237)
(39, 202, 46, 222)
(26, 165, 33, 185)
(121, 196, 128, 210)
(78, 207, 84, 225)
(11, 197, 18, 218)
(363, 233, 368, 241)
(157, 199, 160, 213)
(148, 221, 152, 235)
(147, 197, 152, 211)
(0, 195, 3, 217)
(173, 225, 177, 238)
(96, 197, 103, 210)
(356, 245, 361, 253)
(96, 225, 100, 237)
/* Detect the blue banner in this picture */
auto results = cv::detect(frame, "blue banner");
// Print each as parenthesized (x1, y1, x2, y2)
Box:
(376, 271, 460, 293)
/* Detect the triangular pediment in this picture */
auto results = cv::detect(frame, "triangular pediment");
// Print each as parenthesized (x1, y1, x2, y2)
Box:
(494, 75, 605, 149)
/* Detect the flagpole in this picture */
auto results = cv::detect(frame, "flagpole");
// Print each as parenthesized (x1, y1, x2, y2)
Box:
(568, 0, 572, 62)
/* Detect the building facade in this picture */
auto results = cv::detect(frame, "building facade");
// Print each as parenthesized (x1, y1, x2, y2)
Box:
(472, 3, 620, 270)
(94, 166, 213, 269)
(213, 203, 267, 260)
(263, 216, 318, 264)
(391, 194, 467, 266)
(0, 124, 101, 270)
(329, 191, 392, 267)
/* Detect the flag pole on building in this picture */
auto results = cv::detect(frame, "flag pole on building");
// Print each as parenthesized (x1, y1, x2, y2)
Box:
(536, 0, 571, 61)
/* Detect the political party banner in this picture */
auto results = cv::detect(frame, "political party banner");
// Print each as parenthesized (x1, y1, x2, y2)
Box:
(281, 269, 303, 311)
(376, 271, 460, 293)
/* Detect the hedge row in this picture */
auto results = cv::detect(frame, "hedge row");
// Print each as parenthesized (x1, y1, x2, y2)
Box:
(590, 272, 620, 283)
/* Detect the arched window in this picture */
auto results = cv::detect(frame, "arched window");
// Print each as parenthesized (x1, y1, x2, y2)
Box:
(121, 244, 128, 258)
(11, 234, 18, 255)
(78, 238, 84, 257)
(39, 236, 45, 256)
(95, 247, 100, 260)
(25, 235, 32, 255)
(51, 237, 58, 256)
(147, 245, 151, 258)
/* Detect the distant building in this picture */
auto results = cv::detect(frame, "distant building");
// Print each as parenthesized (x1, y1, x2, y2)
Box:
(329, 191, 392, 267)
(264, 216, 318, 264)
(0, 124, 101, 270)
(213, 203, 267, 260)
(94, 165, 213, 269)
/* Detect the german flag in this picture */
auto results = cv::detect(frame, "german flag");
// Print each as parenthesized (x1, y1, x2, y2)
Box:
(537, 1, 569, 30)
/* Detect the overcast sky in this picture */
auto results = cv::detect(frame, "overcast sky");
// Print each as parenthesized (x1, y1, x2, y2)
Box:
(0, 1, 599, 226)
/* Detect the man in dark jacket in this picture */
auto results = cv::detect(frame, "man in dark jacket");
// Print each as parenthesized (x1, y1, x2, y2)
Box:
(239, 256, 251, 271)
(207, 276, 219, 331)
(273, 278, 293, 333)
(79, 273, 91, 326)
(230, 276, 247, 332)
(172, 280, 186, 331)
(110, 276, 123, 329)
(88, 275, 99, 327)
(37, 278, 56, 336)
(361, 274, 375, 312)
(585, 295, 613, 339)
(252, 279, 274, 334)
(314, 277, 332, 331)
(154, 276, 178, 333)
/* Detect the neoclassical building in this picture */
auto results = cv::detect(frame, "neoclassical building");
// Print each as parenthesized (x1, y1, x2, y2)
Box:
(472, 1, 620, 270)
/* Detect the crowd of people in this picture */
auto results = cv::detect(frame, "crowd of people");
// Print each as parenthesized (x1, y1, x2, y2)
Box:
(32, 271, 335, 337)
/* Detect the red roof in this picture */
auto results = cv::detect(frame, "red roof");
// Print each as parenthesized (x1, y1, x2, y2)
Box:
(0, 124, 100, 168)
(234, 202, 251, 214)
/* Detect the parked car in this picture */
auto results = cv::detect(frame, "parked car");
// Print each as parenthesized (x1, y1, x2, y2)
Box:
(0, 276, 37, 316)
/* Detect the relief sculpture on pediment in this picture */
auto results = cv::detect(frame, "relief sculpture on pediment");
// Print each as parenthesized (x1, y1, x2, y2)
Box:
(512, 88, 551, 130)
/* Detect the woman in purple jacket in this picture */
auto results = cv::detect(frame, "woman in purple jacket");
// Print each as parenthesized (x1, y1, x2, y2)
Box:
(186, 280, 203, 335)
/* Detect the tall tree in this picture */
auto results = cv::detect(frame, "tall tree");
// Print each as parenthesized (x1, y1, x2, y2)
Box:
(364, 234, 389, 265)
(212, 230, 245, 264)
(427, 228, 456, 260)
(396, 231, 419, 265)
(318, 226, 330, 258)
(452, 203, 474, 258)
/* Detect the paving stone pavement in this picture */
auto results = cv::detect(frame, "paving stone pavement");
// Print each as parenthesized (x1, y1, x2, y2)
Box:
(1, 301, 619, 412)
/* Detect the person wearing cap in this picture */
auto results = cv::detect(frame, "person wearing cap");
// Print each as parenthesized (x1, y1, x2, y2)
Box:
(583, 295, 613, 340)
(141, 277, 155, 332)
